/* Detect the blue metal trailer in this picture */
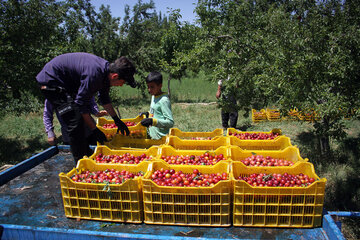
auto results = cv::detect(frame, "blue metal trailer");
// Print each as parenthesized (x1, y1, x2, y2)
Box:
(0, 146, 354, 240)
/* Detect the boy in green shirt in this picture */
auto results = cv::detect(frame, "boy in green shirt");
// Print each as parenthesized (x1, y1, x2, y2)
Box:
(140, 71, 174, 139)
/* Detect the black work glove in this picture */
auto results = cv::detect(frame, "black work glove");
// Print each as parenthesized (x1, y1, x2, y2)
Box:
(139, 111, 149, 118)
(113, 115, 130, 136)
(92, 127, 107, 145)
(141, 118, 153, 127)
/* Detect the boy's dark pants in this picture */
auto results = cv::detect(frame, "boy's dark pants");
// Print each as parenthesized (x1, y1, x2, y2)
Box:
(41, 87, 92, 164)
(221, 110, 238, 128)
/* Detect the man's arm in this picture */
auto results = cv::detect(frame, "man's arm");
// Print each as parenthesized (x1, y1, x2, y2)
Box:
(216, 85, 222, 99)
(82, 113, 96, 130)
(89, 97, 108, 117)
(102, 103, 117, 118)
(43, 100, 56, 145)
(102, 103, 130, 136)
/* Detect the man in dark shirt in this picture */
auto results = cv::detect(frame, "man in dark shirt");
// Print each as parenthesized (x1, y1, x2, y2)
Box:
(36, 52, 137, 164)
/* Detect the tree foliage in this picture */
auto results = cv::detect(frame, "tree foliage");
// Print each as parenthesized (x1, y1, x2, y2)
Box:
(172, 0, 360, 153)
(0, 0, 65, 104)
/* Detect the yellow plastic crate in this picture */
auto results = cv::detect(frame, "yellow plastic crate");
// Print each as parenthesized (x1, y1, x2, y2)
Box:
(231, 162, 326, 228)
(226, 128, 282, 139)
(252, 109, 267, 122)
(59, 159, 150, 223)
(169, 128, 224, 140)
(157, 145, 230, 166)
(105, 134, 167, 149)
(287, 108, 299, 120)
(97, 116, 146, 139)
(142, 161, 232, 226)
(87, 145, 159, 165)
(228, 146, 308, 168)
(303, 109, 321, 122)
(266, 108, 281, 121)
(227, 135, 293, 151)
(166, 136, 228, 150)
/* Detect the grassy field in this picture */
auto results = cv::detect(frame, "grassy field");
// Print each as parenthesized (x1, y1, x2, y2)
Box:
(0, 72, 359, 238)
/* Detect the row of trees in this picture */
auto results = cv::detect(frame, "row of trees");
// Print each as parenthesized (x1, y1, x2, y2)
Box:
(179, 0, 360, 154)
(0, 0, 198, 103)
(1, 0, 360, 153)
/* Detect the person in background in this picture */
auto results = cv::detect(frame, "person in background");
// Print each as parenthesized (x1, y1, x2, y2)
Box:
(139, 71, 174, 139)
(216, 76, 238, 130)
(36, 52, 137, 164)
(43, 98, 107, 146)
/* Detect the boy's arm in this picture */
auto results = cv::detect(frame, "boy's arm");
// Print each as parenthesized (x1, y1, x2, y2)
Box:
(144, 98, 174, 129)
(156, 99, 174, 128)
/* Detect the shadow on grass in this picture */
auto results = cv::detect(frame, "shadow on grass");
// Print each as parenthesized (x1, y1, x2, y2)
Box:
(296, 131, 319, 161)
(0, 136, 49, 165)
(237, 123, 253, 131)
(295, 132, 360, 211)
(330, 172, 360, 211)
(338, 136, 360, 166)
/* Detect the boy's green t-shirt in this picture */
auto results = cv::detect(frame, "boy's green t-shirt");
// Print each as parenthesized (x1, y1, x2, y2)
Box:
(148, 93, 174, 139)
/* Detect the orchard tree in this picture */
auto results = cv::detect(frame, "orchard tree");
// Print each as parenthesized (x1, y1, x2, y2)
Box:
(88, 5, 122, 60)
(178, 0, 360, 155)
(0, 0, 65, 109)
(120, 0, 165, 88)
(159, 9, 199, 97)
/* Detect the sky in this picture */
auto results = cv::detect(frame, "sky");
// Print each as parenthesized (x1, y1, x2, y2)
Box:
(90, 0, 198, 23)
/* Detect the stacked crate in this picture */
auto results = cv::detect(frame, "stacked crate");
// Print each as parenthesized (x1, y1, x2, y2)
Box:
(59, 159, 150, 223)
(59, 125, 326, 228)
(97, 116, 147, 139)
(226, 128, 326, 228)
(266, 108, 281, 121)
(59, 115, 166, 223)
(143, 128, 232, 226)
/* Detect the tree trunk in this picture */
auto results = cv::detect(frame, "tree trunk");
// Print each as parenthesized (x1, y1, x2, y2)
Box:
(318, 116, 331, 155)
(167, 74, 172, 98)
(318, 135, 330, 156)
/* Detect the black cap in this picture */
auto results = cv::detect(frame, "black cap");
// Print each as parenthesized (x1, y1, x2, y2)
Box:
(109, 57, 137, 88)
(124, 75, 136, 88)
(125, 75, 137, 88)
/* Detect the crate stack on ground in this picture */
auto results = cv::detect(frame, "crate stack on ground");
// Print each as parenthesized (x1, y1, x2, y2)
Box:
(253, 107, 356, 123)
(252, 109, 267, 122)
(58, 123, 326, 228)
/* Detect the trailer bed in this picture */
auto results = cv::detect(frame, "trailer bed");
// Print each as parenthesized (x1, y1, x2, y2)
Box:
(0, 146, 344, 240)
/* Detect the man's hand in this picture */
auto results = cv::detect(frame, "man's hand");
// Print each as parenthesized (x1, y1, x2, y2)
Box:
(47, 136, 56, 146)
(113, 116, 130, 136)
(139, 112, 149, 118)
(92, 127, 107, 144)
(141, 118, 153, 127)
(95, 110, 108, 118)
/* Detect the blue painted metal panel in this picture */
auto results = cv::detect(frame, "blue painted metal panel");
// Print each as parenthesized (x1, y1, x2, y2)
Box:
(327, 211, 360, 218)
(1, 224, 226, 240)
(0, 146, 58, 186)
(0, 223, 332, 240)
(322, 214, 345, 240)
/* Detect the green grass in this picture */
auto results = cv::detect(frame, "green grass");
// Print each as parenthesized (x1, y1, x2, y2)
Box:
(110, 70, 218, 104)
